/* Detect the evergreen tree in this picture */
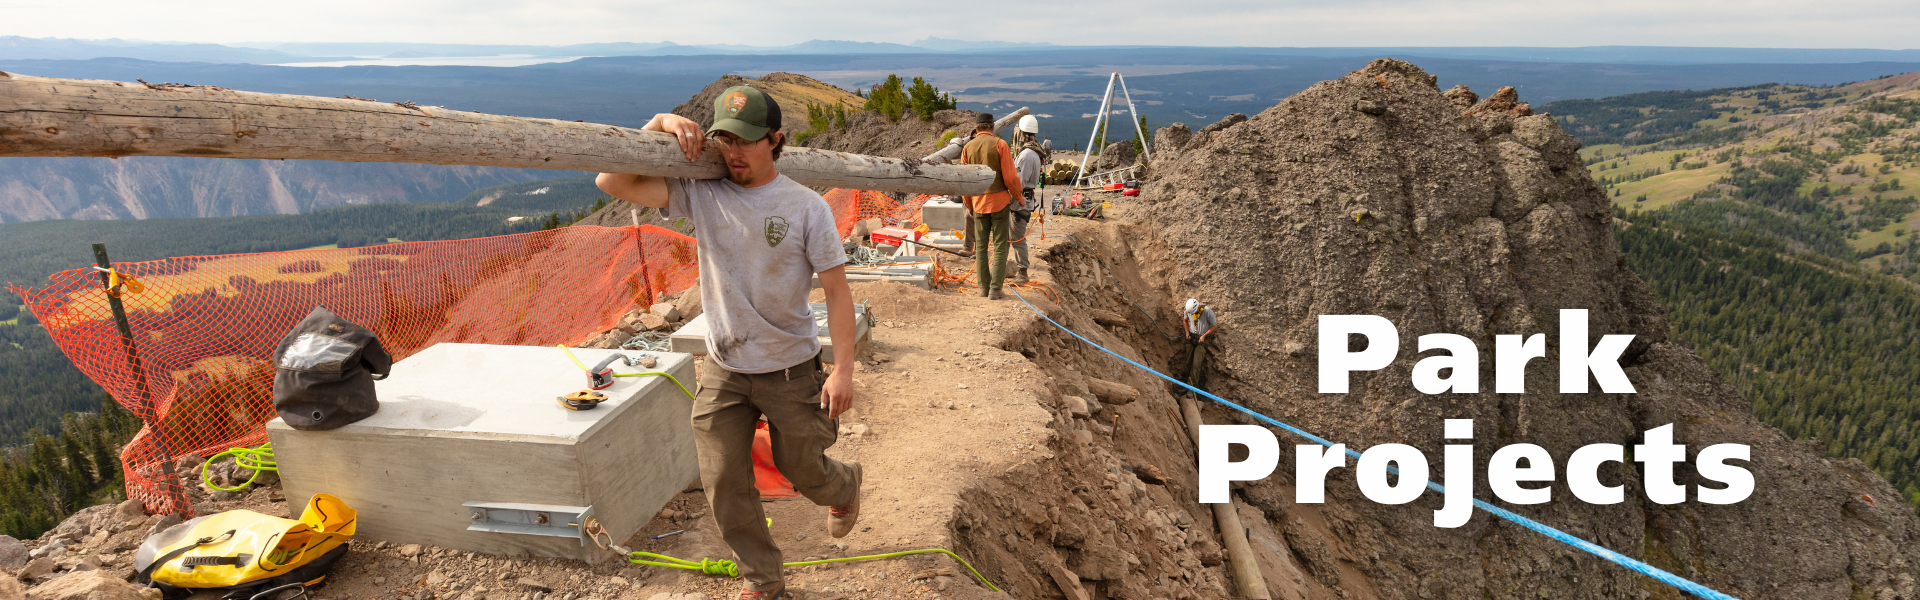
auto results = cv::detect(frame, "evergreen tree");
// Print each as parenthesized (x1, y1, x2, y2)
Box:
(862, 75, 908, 123)
(905, 77, 957, 121)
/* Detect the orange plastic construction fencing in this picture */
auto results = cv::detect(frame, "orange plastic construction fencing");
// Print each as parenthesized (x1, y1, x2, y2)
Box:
(9, 225, 698, 516)
(822, 190, 940, 237)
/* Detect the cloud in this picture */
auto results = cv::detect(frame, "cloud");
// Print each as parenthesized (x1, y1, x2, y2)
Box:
(2, 0, 1915, 49)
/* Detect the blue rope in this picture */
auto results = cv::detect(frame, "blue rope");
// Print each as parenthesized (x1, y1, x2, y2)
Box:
(1005, 288, 1741, 600)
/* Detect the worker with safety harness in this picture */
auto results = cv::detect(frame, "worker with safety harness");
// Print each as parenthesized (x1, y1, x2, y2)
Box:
(596, 85, 864, 600)
(1184, 299, 1219, 392)
(1010, 115, 1048, 285)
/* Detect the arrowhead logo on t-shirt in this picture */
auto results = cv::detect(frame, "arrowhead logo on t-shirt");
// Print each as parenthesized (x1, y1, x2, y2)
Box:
(764, 216, 790, 247)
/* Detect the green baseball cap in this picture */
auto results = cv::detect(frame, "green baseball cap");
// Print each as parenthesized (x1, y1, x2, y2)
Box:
(709, 85, 783, 141)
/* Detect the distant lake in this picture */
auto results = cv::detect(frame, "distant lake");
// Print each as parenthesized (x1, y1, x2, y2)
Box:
(273, 54, 586, 68)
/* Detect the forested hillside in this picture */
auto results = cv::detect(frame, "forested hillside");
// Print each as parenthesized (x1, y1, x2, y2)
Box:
(0, 396, 142, 538)
(1544, 72, 1920, 505)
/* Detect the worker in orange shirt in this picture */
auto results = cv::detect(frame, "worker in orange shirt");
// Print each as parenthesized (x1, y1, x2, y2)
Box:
(960, 112, 1027, 300)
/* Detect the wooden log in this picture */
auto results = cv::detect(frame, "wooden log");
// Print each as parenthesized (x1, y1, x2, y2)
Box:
(1086, 376, 1139, 405)
(0, 72, 995, 196)
(1090, 309, 1131, 327)
(921, 106, 1030, 164)
(1179, 394, 1274, 600)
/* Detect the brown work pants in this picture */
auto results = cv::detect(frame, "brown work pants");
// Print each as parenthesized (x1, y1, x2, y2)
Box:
(691, 353, 857, 592)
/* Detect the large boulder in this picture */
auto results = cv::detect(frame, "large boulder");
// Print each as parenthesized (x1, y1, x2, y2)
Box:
(1094, 141, 1138, 172)
(27, 569, 162, 600)
(1150, 123, 1192, 169)
(1135, 57, 1920, 600)
(45, 505, 114, 541)
(0, 535, 25, 570)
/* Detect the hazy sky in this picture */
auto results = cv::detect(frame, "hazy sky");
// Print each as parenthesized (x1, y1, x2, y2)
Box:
(4, 0, 1917, 49)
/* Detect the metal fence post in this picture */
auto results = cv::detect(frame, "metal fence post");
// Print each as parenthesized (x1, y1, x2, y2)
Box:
(92, 242, 192, 517)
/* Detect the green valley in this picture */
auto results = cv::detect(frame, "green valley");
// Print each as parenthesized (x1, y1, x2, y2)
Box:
(1545, 73, 1920, 505)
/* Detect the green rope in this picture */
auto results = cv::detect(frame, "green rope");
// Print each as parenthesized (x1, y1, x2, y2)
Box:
(620, 548, 1000, 592)
(627, 552, 742, 577)
(201, 443, 277, 492)
(556, 345, 696, 400)
(564, 348, 995, 592)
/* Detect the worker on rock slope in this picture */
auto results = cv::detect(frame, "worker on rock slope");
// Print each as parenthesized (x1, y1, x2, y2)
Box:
(1184, 298, 1219, 393)
(595, 85, 864, 600)
(960, 112, 1027, 299)
(1010, 114, 1049, 285)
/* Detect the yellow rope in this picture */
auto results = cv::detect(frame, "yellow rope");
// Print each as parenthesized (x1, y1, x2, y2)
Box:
(556, 345, 695, 400)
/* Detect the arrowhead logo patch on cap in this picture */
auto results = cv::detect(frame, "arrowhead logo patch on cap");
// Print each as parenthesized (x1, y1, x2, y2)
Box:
(726, 92, 749, 116)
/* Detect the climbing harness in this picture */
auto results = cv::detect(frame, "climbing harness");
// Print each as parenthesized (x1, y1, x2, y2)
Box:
(577, 517, 1000, 592)
(201, 444, 278, 493)
(1002, 287, 1741, 600)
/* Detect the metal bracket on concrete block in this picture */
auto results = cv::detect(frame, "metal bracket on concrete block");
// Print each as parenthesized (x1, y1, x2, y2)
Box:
(462, 502, 595, 546)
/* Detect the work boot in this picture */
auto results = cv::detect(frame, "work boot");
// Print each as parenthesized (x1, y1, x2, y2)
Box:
(830, 462, 863, 538)
(989, 289, 1006, 301)
(1010, 268, 1030, 284)
(737, 585, 787, 600)
(979, 288, 990, 298)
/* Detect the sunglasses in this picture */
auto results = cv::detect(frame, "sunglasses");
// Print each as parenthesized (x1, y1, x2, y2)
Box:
(706, 132, 768, 151)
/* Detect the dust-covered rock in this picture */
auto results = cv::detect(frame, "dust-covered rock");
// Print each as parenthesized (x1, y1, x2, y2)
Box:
(27, 569, 162, 600)
(111, 499, 145, 524)
(1095, 142, 1138, 172)
(18, 556, 56, 580)
(647, 303, 681, 322)
(0, 535, 25, 570)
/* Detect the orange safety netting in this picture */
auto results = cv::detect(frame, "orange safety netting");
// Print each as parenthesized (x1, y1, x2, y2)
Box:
(8, 225, 698, 516)
(822, 190, 940, 236)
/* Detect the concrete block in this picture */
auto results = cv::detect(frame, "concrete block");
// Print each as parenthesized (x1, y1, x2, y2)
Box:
(921, 200, 967, 232)
(813, 257, 934, 290)
(267, 343, 698, 561)
(671, 304, 869, 363)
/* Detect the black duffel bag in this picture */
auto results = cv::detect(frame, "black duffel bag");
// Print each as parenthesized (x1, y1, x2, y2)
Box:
(271, 306, 392, 430)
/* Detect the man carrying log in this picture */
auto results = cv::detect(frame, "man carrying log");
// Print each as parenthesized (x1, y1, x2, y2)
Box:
(960, 112, 1027, 300)
(596, 85, 863, 600)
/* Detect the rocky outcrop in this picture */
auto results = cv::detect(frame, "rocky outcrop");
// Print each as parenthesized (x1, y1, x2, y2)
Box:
(1134, 58, 1919, 600)
(1150, 123, 1193, 169)
(1094, 142, 1138, 172)
(26, 569, 161, 600)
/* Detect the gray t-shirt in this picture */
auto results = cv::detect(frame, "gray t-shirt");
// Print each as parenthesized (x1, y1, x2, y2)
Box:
(663, 175, 847, 374)
(1186, 307, 1217, 337)
(1016, 148, 1043, 192)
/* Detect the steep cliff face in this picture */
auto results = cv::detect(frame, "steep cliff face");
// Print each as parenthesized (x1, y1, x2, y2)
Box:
(0, 157, 555, 222)
(1132, 59, 1918, 599)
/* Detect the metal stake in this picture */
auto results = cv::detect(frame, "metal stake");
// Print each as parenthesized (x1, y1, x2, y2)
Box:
(92, 243, 192, 517)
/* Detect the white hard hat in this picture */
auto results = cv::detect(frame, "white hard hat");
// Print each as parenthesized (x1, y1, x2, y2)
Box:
(1184, 299, 1200, 315)
(1018, 114, 1040, 134)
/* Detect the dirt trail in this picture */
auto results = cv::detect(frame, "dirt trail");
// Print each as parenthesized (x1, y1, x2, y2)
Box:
(22, 209, 1281, 600)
